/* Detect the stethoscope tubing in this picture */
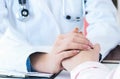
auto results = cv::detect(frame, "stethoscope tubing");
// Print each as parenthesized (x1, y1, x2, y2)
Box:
(18, 0, 85, 22)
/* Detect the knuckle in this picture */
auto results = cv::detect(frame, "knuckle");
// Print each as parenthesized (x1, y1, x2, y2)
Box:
(72, 33, 78, 41)
(70, 35, 76, 42)
(57, 34, 64, 39)
(72, 36, 76, 42)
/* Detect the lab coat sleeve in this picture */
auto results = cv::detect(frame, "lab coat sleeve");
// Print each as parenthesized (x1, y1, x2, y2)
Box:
(85, 0, 120, 59)
(70, 62, 110, 79)
(0, 28, 52, 72)
(0, 0, 52, 72)
(70, 62, 120, 79)
(0, 0, 8, 38)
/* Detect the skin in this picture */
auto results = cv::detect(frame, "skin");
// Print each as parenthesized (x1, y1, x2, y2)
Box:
(62, 44, 100, 72)
(30, 28, 93, 74)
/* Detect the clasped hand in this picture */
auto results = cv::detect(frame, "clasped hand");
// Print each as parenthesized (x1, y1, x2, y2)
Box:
(30, 28, 100, 74)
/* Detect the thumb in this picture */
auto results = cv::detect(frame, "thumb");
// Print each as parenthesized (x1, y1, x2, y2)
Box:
(93, 44, 101, 54)
(93, 44, 101, 61)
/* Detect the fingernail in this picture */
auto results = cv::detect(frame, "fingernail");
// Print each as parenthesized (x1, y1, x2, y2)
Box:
(76, 50, 80, 53)
(89, 43, 93, 48)
(74, 50, 80, 53)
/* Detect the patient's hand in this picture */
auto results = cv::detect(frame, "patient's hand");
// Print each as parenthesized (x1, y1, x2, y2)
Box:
(62, 44, 100, 72)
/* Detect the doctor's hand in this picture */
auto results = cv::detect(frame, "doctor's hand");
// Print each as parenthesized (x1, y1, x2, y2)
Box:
(62, 44, 100, 72)
(30, 50, 79, 74)
(53, 28, 93, 53)
(30, 28, 93, 74)
(34, 28, 93, 73)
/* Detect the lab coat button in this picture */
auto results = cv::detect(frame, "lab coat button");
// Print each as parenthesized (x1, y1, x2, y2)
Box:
(84, 0, 87, 3)
(66, 15, 71, 20)
(85, 11, 88, 15)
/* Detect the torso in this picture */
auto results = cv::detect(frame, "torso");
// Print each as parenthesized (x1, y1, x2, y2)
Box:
(5, 0, 84, 46)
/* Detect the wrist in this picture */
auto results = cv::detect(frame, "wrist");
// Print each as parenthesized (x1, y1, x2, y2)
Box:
(62, 56, 99, 72)
(30, 53, 49, 72)
(63, 59, 86, 72)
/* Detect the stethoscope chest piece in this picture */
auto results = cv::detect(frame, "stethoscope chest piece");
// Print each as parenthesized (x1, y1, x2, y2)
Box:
(17, 0, 30, 21)
(62, 0, 83, 22)
(21, 8, 29, 17)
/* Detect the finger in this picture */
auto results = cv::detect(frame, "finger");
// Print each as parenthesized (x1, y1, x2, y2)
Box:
(71, 36, 90, 45)
(91, 44, 101, 61)
(59, 42, 90, 52)
(54, 42, 89, 54)
(59, 50, 80, 61)
(69, 33, 93, 48)
(63, 33, 88, 44)
(71, 32, 86, 40)
(63, 36, 91, 49)
(72, 27, 79, 33)
(58, 29, 83, 40)
(79, 31, 83, 35)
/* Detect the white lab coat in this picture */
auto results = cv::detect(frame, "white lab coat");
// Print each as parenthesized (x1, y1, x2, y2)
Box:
(0, 0, 120, 72)
(70, 62, 120, 79)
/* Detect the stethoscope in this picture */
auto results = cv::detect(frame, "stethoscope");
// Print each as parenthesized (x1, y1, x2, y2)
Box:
(18, 0, 85, 22)
(62, 0, 82, 22)
(18, 0, 30, 21)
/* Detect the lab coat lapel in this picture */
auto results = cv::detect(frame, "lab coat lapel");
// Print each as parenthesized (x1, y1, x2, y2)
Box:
(30, 0, 61, 34)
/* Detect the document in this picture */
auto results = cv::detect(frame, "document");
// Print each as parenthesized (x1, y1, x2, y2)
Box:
(0, 69, 53, 78)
